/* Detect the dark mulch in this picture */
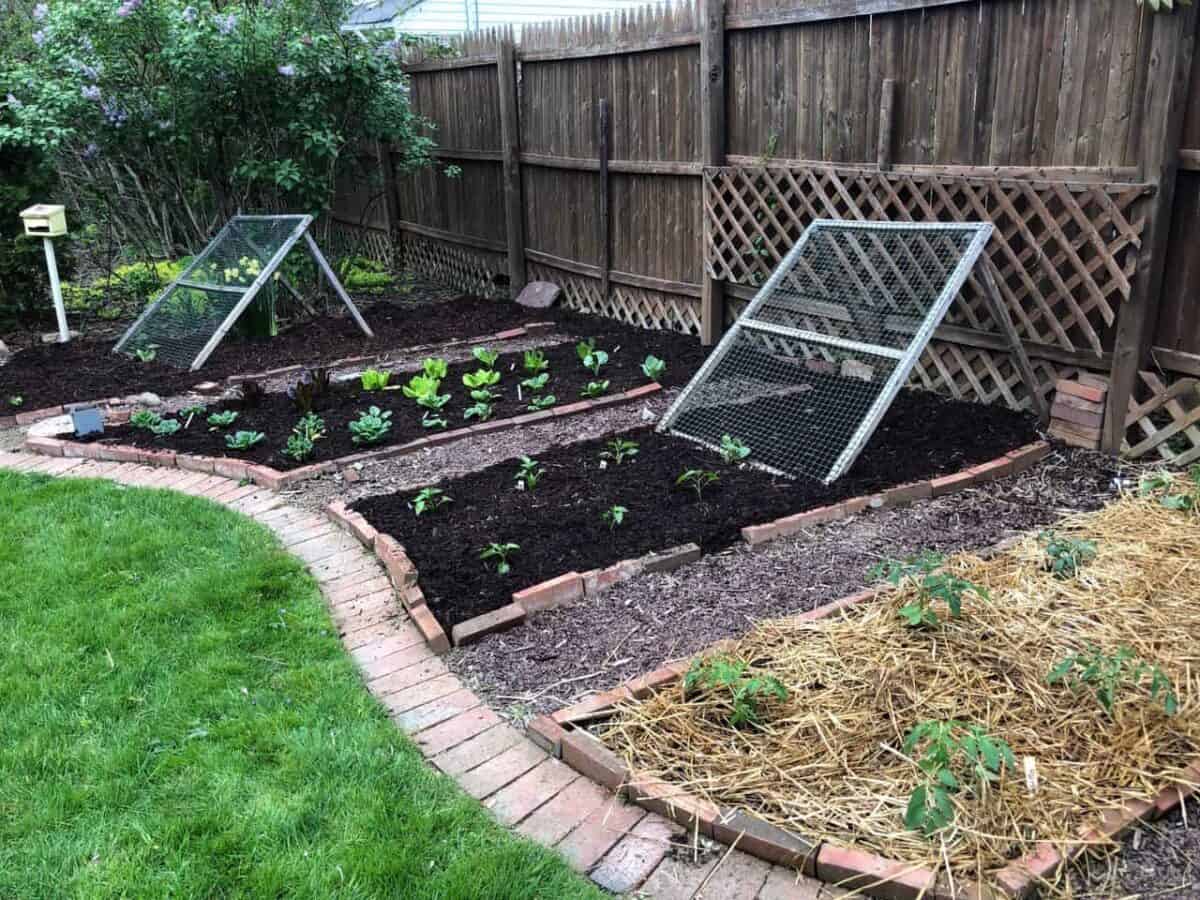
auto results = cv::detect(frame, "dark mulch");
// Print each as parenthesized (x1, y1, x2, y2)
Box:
(0, 296, 707, 410)
(354, 389, 1041, 630)
(449, 446, 1121, 719)
(1070, 796, 1200, 898)
(85, 337, 670, 470)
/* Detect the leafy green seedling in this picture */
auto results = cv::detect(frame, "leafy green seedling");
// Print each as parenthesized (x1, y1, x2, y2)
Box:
(523, 349, 549, 373)
(463, 369, 501, 390)
(180, 404, 207, 424)
(1047, 645, 1178, 717)
(601, 505, 628, 529)
(402, 374, 441, 401)
(514, 456, 544, 491)
(600, 438, 639, 466)
(641, 354, 666, 381)
(472, 347, 499, 370)
(422, 357, 448, 380)
(719, 434, 751, 464)
(676, 468, 719, 501)
(360, 368, 391, 391)
(576, 338, 596, 363)
(207, 410, 239, 429)
(1041, 531, 1097, 579)
(582, 349, 609, 377)
(417, 392, 450, 411)
(8, 395, 24, 408)
(348, 407, 392, 445)
(870, 552, 986, 628)
(130, 409, 162, 430)
(421, 413, 448, 430)
(521, 373, 550, 393)
(683, 655, 788, 729)
(527, 395, 556, 411)
(150, 418, 181, 437)
(410, 487, 452, 516)
(903, 720, 1015, 836)
(580, 380, 610, 399)
(133, 344, 158, 363)
(469, 388, 499, 403)
(225, 430, 266, 451)
(464, 401, 494, 422)
(479, 541, 519, 575)
(1139, 467, 1200, 512)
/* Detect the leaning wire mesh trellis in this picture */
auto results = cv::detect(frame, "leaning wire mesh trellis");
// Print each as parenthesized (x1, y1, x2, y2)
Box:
(659, 220, 994, 483)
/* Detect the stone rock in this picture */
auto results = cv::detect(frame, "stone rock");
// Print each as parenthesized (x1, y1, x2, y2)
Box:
(126, 391, 163, 407)
(0, 338, 10, 364)
(41, 329, 81, 344)
(515, 281, 561, 309)
(27, 413, 74, 437)
(193, 381, 222, 395)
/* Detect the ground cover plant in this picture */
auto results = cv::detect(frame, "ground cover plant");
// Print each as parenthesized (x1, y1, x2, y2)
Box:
(84, 337, 671, 469)
(0, 471, 599, 899)
(598, 475, 1200, 894)
(353, 389, 1040, 629)
(0, 297, 706, 414)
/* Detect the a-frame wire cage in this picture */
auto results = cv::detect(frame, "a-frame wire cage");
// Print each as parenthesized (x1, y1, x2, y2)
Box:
(113, 215, 374, 371)
(660, 220, 996, 484)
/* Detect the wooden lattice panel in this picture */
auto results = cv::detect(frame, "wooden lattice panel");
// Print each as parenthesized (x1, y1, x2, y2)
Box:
(401, 233, 509, 300)
(1122, 370, 1200, 465)
(526, 263, 702, 336)
(704, 166, 1151, 357)
(329, 221, 395, 267)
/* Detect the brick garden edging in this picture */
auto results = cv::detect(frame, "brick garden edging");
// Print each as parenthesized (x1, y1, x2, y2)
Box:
(328, 440, 1052, 653)
(24, 382, 664, 491)
(0, 321, 558, 431)
(539, 590, 1200, 900)
(0, 450, 830, 899)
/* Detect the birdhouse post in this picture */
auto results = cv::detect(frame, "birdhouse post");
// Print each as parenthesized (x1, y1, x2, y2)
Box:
(19, 204, 71, 343)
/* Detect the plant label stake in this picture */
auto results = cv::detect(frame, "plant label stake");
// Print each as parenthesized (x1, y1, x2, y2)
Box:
(19, 204, 71, 343)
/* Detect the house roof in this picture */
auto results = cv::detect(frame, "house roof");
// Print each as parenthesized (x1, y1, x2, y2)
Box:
(346, 0, 422, 28)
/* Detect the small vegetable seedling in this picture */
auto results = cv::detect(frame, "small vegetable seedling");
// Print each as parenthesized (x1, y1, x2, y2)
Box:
(130, 409, 162, 430)
(527, 395, 556, 412)
(1040, 530, 1097, 579)
(360, 369, 391, 391)
(601, 505, 628, 529)
(719, 434, 751, 464)
(514, 456, 544, 491)
(410, 487, 452, 516)
(479, 541, 519, 575)
(599, 438, 639, 466)
(683, 655, 788, 730)
(580, 380, 610, 399)
(225, 430, 266, 451)
(348, 407, 392, 445)
(472, 347, 499, 370)
(207, 410, 239, 429)
(676, 468, 719, 501)
(523, 349, 549, 374)
(641, 354, 666, 381)
(903, 720, 1015, 836)
(1047, 645, 1178, 717)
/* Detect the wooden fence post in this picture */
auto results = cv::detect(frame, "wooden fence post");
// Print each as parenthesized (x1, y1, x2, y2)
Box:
(699, 0, 727, 346)
(1103, 6, 1197, 453)
(497, 34, 527, 295)
(599, 98, 612, 305)
(876, 79, 896, 171)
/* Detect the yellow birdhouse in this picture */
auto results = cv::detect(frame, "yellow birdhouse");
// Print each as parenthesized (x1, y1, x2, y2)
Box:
(19, 203, 68, 237)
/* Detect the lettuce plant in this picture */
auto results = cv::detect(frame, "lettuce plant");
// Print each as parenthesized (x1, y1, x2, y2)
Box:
(225, 430, 265, 451)
(207, 410, 239, 429)
(472, 347, 499, 370)
(641, 354, 666, 380)
(580, 380, 609, 399)
(361, 369, 391, 392)
(349, 407, 392, 445)
(130, 409, 162, 430)
(523, 349, 549, 373)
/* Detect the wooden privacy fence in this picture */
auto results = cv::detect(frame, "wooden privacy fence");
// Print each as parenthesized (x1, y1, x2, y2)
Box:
(344, 0, 1199, 463)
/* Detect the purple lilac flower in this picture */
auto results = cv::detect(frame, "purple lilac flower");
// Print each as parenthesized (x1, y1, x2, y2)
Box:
(116, 0, 142, 18)
(80, 63, 100, 80)
(5, 93, 22, 109)
(33, 3, 48, 21)
(181, 5, 197, 22)
(80, 36, 93, 52)
(82, 142, 100, 160)
(81, 84, 101, 101)
(101, 97, 127, 127)
(216, 13, 237, 35)
(32, 29, 46, 46)
(277, 64, 295, 77)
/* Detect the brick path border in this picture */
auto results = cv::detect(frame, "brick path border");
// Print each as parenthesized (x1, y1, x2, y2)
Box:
(325, 441, 1051, 652)
(0, 451, 842, 899)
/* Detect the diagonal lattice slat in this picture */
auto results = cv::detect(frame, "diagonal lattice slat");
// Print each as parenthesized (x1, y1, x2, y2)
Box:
(400, 233, 509, 299)
(525, 264, 703, 336)
(704, 166, 1151, 359)
(1122, 371, 1200, 466)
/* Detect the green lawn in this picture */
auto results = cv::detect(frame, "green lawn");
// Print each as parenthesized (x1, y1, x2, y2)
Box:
(0, 471, 601, 899)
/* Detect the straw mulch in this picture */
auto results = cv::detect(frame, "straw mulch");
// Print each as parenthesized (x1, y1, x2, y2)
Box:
(602, 476, 1200, 891)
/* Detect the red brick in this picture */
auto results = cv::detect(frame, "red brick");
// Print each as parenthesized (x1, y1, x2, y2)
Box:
(458, 740, 549, 800)
(350, 629, 426, 665)
(742, 505, 843, 546)
(714, 808, 819, 873)
(494, 327, 526, 340)
(391, 687, 480, 733)
(0, 415, 15, 428)
(347, 514, 378, 547)
(640, 543, 701, 575)
(1050, 400, 1104, 429)
(882, 480, 933, 507)
(816, 845, 936, 900)
(485, 758, 579, 826)
(527, 715, 568, 757)
(969, 456, 1014, 484)
(1153, 781, 1195, 818)
(638, 856, 720, 900)
(410, 604, 450, 653)
(360, 641, 433, 681)
(930, 469, 977, 497)
(583, 559, 642, 596)
(64, 441, 102, 460)
(211, 457, 250, 481)
(137, 448, 176, 468)
(561, 729, 630, 793)
(1056, 379, 1107, 404)
(416, 706, 501, 756)
(516, 777, 613, 846)
(469, 418, 519, 436)
(1053, 390, 1106, 413)
(399, 584, 426, 610)
(176, 453, 216, 474)
(757, 866, 826, 900)
(452, 603, 526, 646)
(798, 589, 875, 623)
(513, 571, 583, 614)
(431, 723, 525, 776)
(523, 320, 556, 332)
(552, 400, 593, 418)
(994, 842, 1063, 896)
(376, 533, 418, 590)
(589, 813, 681, 894)
(244, 463, 284, 490)
(24, 436, 64, 457)
(372, 656, 450, 696)
(554, 796, 646, 872)
(628, 775, 719, 837)
(1050, 426, 1102, 450)
(423, 426, 470, 447)
(625, 666, 683, 699)
(509, 409, 555, 427)
(552, 687, 632, 725)
(379, 673, 463, 717)
(686, 851, 772, 900)
(16, 405, 62, 425)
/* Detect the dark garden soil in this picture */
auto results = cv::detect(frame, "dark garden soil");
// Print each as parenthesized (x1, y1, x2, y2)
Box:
(1071, 796, 1200, 898)
(85, 337, 670, 470)
(353, 389, 1041, 630)
(0, 296, 707, 411)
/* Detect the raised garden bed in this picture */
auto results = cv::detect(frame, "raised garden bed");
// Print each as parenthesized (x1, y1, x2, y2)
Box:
(349, 389, 1042, 636)
(541, 479, 1200, 898)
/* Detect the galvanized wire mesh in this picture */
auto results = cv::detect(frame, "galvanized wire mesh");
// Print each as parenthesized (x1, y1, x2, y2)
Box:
(186, 216, 308, 289)
(661, 220, 993, 483)
(122, 285, 248, 369)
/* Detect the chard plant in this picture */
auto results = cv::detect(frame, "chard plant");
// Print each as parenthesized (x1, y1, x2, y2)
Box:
(422, 357, 448, 380)
(409, 487, 452, 517)
(582, 349, 609, 377)
(479, 541, 520, 575)
(870, 552, 987, 628)
(348, 407, 392, 445)
(150, 418, 181, 437)
(421, 413, 448, 430)
(360, 369, 391, 391)
(472, 347, 499, 370)
(676, 468, 719, 501)
(580, 380, 610, 399)
(288, 367, 331, 414)
(284, 413, 326, 462)
(1047, 646, 1178, 717)
(600, 438, 639, 465)
(523, 349, 549, 374)
(601, 505, 628, 529)
(207, 410, 239, 430)
(515, 456, 545, 490)
(239, 380, 265, 408)
(225, 430, 266, 451)
(1040, 531, 1097, 579)
(641, 354, 666, 381)
(133, 344, 159, 363)
(130, 409, 162, 430)
(521, 373, 550, 393)
(683, 655, 788, 730)
(464, 401, 494, 422)
(903, 720, 1015, 836)
(719, 434, 751, 464)
(527, 395, 556, 412)
(463, 369, 501, 390)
